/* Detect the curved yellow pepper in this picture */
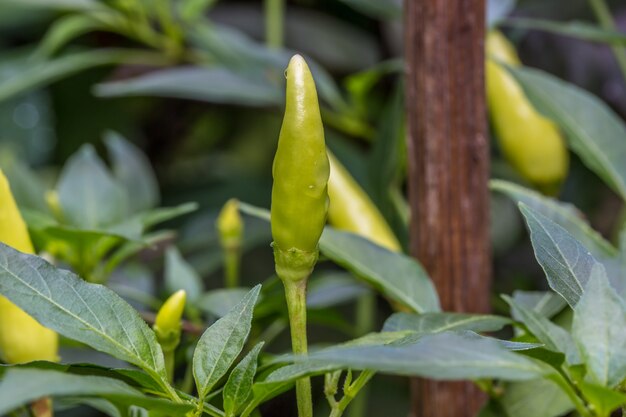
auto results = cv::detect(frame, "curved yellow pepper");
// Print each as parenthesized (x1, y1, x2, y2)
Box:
(0, 170, 58, 363)
(486, 30, 569, 193)
(327, 151, 400, 252)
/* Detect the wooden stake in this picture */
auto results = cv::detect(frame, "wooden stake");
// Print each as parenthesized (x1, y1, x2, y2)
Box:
(405, 0, 491, 416)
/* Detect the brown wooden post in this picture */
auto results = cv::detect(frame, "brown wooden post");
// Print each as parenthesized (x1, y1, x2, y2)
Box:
(405, 0, 491, 416)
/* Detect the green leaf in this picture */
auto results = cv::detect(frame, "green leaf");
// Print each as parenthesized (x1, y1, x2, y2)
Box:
(57, 144, 129, 229)
(3, 0, 103, 11)
(498, 379, 573, 417)
(511, 291, 567, 319)
(291, 331, 547, 381)
(223, 342, 264, 416)
(196, 288, 252, 317)
(492, 180, 617, 259)
(510, 66, 626, 202)
(165, 247, 204, 302)
(504, 18, 626, 46)
(319, 227, 440, 313)
(193, 285, 261, 400)
(95, 67, 282, 107)
(104, 131, 159, 213)
(140, 203, 199, 230)
(572, 269, 626, 387)
(338, 0, 401, 20)
(504, 296, 580, 365)
(237, 203, 439, 313)
(519, 203, 615, 307)
(0, 368, 192, 416)
(579, 381, 626, 417)
(306, 272, 368, 309)
(0, 49, 167, 103)
(35, 13, 109, 57)
(0, 245, 169, 385)
(383, 312, 510, 334)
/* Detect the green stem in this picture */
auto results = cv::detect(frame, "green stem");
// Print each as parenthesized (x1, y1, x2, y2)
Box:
(348, 293, 374, 417)
(588, 0, 626, 82)
(224, 248, 241, 288)
(264, 0, 285, 48)
(164, 349, 175, 383)
(329, 371, 375, 417)
(283, 279, 313, 417)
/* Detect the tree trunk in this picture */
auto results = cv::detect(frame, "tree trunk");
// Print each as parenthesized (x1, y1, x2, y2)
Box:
(405, 0, 491, 416)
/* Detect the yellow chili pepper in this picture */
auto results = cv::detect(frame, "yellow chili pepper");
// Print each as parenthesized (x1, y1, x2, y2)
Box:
(486, 30, 569, 194)
(154, 289, 186, 351)
(327, 151, 400, 252)
(0, 170, 58, 363)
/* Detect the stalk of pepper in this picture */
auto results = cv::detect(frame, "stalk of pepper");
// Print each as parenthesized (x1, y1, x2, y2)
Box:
(486, 30, 569, 194)
(271, 54, 330, 417)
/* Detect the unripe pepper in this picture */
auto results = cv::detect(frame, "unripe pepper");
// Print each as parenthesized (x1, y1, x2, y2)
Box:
(327, 151, 400, 252)
(486, 30, 569, 194)
(154, 289, 186, 351)
(0, 170, 58, 363)
(216, 199, 244, 288)
(270, 54, 329, 417)
(271, 54, 330, 283)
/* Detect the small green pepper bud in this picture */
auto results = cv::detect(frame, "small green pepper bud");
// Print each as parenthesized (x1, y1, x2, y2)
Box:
(216, 198, 244, 251)
(154, 289, 186, 352)
(271, 54, 330, 283)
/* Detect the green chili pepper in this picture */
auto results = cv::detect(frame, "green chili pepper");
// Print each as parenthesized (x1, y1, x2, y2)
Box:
(271, 54, 330, 283)
(216, 199, 244, 288)
(154, 289, 186, 382)
(327, 151, 400, 252)
(0, 170, 58, 365)
(486, 30, 569, 194)
(270, 54, 329, 417)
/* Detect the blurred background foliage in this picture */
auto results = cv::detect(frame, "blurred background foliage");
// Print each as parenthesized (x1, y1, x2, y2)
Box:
(1, 0, 626, 415)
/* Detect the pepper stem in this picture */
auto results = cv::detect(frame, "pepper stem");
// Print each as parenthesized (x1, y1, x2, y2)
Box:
(283, 278, 313, 417)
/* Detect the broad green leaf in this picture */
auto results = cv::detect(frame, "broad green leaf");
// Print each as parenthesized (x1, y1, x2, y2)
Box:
(383, 312, 510, 334)
(572, 270, 626, 387)
(579, 381, 626, 417)
(307, 272, 368, 309)
(196, 288, 252, 317)
(0, 245, 168, 384)
(338, 0, 401, 20)
(499, 379, 573, 417)
(104, 132, 159, 213)
(0, 49, 167, 103)
(35, 13, 110, 57)
(223, 342, 264, 416)
(0, 368, 192, 416)
(510, 66, 626, 202)
(193, 285, 261, 400)
(519, 204, 615, 307)
(140, 202, 199, 230)
(504, 18, 626, 45)
(58, 398, 122, 417)
(3, 0, 102, 11)
(511, 291, 567, 319)
(165, 247, 204, 301)
(319, 228, 440, 313)
(291, 331, 547, 381)
(492, 180, 617, 258)
(95, 67, 282, 107)
(57, 144, 128, 229)
(505, 296, 580, 365)
(237, 203, 440, 313)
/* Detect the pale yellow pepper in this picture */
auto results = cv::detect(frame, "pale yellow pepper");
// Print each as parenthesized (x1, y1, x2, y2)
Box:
(486, 30, 569, 194)
(0, 170, 58, 363)
(327, 151, 400, 252)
